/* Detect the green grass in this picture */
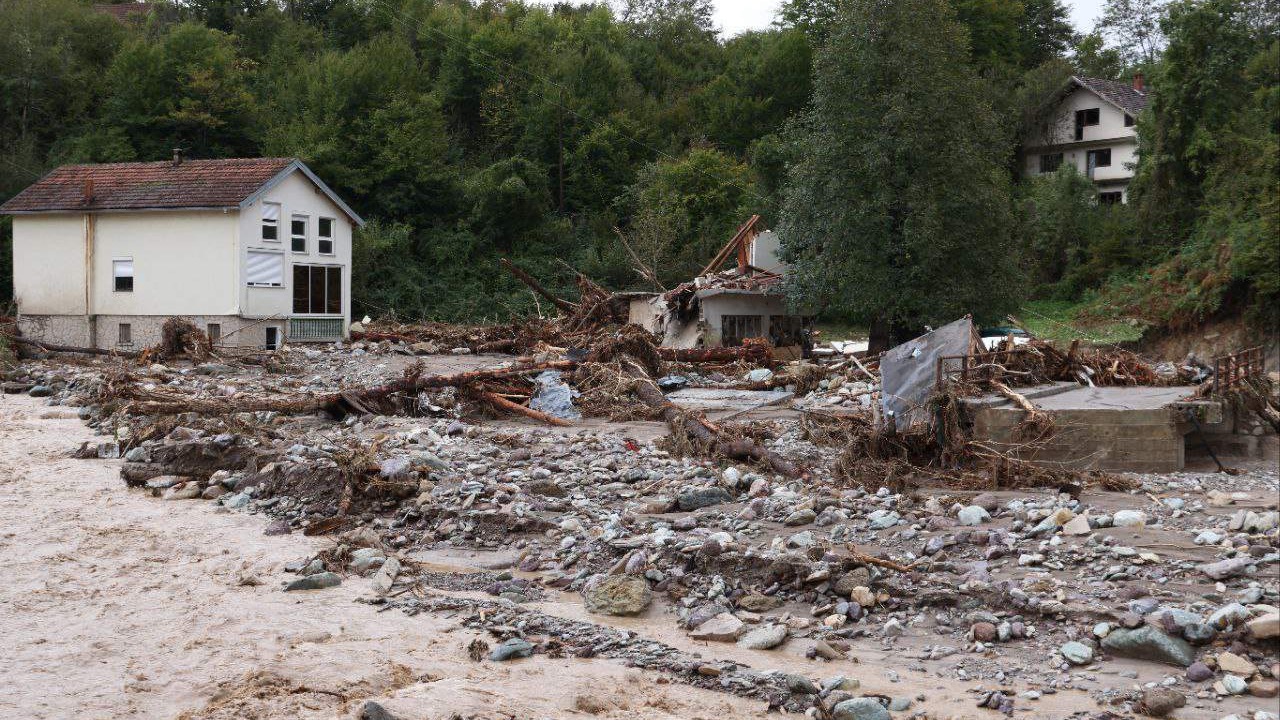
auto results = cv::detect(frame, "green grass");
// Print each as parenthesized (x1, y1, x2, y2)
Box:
(1017, 298, 1148, 347)
(812, 319, 868, 342)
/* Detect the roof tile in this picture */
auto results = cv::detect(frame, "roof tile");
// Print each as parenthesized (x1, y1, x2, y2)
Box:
(0, 158, 296, 214)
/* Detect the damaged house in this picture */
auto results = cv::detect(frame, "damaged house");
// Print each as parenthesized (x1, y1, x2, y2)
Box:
(1, 154, 363, 350)
(629, 216, 812, 354)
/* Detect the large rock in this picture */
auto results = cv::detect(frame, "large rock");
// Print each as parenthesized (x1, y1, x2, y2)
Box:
(677, 486, 733, 511)
(690, 613, 745, 642)
(1060, 641, 1094, 665)
(737, 624, 788, 650)
(831, 697, 890, 720)
(957, 505, 991, 526)
(1245, 612, 1280, 640)
(1197, 556, 1255, 581)
(1101, 626, 1196, 667)
(284, 571, 342, 591)
(583, 574, 652, 616)
(1139, 687, 1185, 717)
(1112, 510, 1146, 527)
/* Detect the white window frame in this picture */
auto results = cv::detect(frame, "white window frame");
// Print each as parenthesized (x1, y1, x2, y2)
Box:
(245, 249, 285, 288)
(290, 213, 309, 254)
(112, 257, 134, 292)
(118, 322, 132, 346)
(262, 202, 281, 242)
(317, 217, 335, 256)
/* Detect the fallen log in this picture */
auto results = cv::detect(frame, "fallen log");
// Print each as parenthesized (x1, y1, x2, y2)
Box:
(657, 345, 772, 363)
(475, 389, 572, 427)
(618, 356, 801, 478)
(501, 258, 578, 315)
(8, 335, 140, 358)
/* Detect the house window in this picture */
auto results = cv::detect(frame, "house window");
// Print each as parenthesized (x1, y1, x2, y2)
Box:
(1039, 153, 1064, 173)
(721, 314, 762, 347)
(265, 326, 280, 350)
(1124, 114, 1135, 127)
(207, 323, 221, 344)
(291, 214, 308, 253)
(1074, 107, 1100, 140)
(318, 217, 334, 255)
(262, 202, 280, 241)
(1087, 148, 1112, 168)
(112, 258, 133, 292)
(292, 265, 342, 314)
(118, 323, 132, 345)
(246, 250, 284, 287)
(1098, 191, 1124, 205)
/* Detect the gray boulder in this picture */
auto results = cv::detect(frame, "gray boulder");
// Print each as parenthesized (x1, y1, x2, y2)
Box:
(831, 697, 890, 720)
(1101, 626, 1196, 667)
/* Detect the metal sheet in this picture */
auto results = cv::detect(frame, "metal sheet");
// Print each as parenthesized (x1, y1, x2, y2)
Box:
(880, 317, 975, 431)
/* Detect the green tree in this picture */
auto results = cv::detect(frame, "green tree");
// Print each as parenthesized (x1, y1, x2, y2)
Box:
(779, 0, 1019, 348)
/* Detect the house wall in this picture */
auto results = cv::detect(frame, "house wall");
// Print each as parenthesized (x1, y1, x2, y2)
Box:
(749, 231, 789, 275)
(238, 171, 353, 341)
(12, 214, 89, 317)
(700, 293, 790, 347)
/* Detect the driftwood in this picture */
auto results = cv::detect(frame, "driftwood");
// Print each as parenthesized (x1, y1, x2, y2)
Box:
(657, 344, 771, 363)
(500, 258, 578, 315)
(125, 361, 579, 417)
(474, 389, 572, 427)
(8, 335, 140, 358)
(619, 356, 801, 478)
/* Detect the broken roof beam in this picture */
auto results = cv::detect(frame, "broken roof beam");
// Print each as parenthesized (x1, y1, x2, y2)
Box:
(700, 215, 762, 277)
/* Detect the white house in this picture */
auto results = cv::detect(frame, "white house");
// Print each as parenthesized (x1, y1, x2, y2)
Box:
(1, 154, 363, 350)
(1024, 75, 1149, 203)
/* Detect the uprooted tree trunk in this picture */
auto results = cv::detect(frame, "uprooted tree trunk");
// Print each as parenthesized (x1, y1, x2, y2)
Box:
(618, 356, 801, 478)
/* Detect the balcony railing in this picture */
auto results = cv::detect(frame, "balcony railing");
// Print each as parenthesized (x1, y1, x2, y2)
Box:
(288, 317, 344, 341)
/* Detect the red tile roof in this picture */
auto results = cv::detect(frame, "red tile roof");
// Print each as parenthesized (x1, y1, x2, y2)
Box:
(92, 3, 152, 21)
(0, 158, 296, 214)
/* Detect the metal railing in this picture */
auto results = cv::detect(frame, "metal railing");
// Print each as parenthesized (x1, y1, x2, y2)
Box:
(1211, 346, 1264, 395)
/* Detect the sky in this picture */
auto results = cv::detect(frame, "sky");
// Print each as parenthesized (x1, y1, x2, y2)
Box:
(533, 0, 1108, 37)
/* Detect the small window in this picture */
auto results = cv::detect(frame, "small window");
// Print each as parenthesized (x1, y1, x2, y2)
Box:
(292, 264, 342, 314)
(1098, 191, 1123, 205)
(207, 323, 221, 344)
(265, 326, 279, 350)
(721, 314, 763, 347)
(318, 217, 334, 255)
(291, 215, 307, 253)
(246, 250, 284, 287)
(1039, 153, 1063, 173)
(118, 323, 132, 345)
(1124, 114, 1135, 127)
(1087, 148, 1112, 168)
(113, 259, 133, 292)
(262, 203, 280, 241)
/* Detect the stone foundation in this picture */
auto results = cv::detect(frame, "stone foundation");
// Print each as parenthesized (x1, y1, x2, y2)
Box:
(17, 314, 290, 350)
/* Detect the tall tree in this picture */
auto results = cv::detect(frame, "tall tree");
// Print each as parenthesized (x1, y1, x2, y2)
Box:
(1096, 0, 1168, 65)
(779, 0, 1019, 348)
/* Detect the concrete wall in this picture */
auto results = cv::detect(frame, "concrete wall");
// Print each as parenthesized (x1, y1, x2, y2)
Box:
(93, 210, 239, 316)
(12, 214, 88, 315)
(971, 405, 1185, 473)
(749, 231, 789, 275)
(238, 171, 353, 337)
(700, 292, 790, 347)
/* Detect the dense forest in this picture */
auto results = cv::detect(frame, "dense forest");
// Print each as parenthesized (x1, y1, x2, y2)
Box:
(0, 0, 1275, 338)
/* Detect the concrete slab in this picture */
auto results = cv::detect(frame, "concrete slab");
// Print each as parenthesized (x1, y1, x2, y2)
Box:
(1031, 385, 1196, 411)
(666, 388, 794, 414)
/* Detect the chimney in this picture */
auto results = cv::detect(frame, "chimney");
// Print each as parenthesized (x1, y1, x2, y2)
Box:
(83, 178, 94, 205)
(172, 147, 183, 166)
(1132, 72, 1144, 92)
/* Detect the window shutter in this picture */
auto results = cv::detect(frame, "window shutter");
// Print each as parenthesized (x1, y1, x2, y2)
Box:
(246, 250, 283, 286)
(262, 203, 280, 221)
(113, 259, 134, 278)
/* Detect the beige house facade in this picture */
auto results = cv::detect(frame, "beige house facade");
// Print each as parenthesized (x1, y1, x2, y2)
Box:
(2, 156, 362, 350)
(1024, 75, 1149, 203)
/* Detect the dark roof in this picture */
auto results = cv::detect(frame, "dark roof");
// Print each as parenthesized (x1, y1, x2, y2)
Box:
(0, 157, 363, 224)
(1074, 76, 1148, 115)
